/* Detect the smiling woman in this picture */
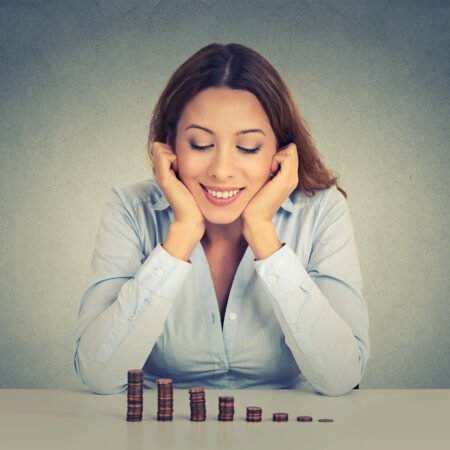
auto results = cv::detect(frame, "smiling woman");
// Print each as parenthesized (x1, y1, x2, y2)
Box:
(73, 43, 369, 397)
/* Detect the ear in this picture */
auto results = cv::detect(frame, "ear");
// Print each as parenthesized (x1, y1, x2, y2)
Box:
(270, 157, 279, 174)
(172, 157, 179, 173)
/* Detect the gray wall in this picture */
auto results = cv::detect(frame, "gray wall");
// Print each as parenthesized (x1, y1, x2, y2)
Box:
(1, 0, 449, 389)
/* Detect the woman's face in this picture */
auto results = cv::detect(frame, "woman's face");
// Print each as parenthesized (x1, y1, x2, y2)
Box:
(174, 87, 278, 225)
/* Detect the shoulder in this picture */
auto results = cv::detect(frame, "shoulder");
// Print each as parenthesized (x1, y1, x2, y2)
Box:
(316, 185, 347, 211)
(285, 184, 346, 216)
(108, 178, 167, 210)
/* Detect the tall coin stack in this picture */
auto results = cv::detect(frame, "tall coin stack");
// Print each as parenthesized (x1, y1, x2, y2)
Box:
(246, 406, 262, 422)
(127, 369, 144, 422)
(156, 378, 173, 421)
(189, 387, 206, 421)
(218, 396, 234, 421)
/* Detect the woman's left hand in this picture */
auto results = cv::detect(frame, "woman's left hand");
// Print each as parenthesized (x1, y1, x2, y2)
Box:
(242, 143, 299, 226)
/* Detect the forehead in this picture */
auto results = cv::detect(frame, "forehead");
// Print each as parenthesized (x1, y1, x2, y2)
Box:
(178, 87, 272, 133)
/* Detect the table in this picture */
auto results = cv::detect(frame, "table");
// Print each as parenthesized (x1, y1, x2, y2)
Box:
(0, 389, 448, 450)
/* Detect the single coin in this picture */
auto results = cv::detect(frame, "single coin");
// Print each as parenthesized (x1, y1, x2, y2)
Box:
(189, 387, 205, 393)
(318, 418, 334, 423)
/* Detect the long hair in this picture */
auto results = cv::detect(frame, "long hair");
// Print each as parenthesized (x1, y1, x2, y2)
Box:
(148, 43, 347, 199)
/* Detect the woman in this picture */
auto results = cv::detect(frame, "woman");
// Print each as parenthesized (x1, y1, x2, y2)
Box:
(73, 43, 370, 396)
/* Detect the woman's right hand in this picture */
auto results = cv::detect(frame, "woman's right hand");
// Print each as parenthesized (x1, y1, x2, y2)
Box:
(150, 141, 206, 234)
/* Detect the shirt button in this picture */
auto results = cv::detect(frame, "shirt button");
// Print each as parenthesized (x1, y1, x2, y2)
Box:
(268, 274, 278, 284)
(128, 313, 135, 320)
(155, 268, 165, 277)
(229, 313, 237, 321)
(218, 362, 226, 369)
(293, 324, 300, 332)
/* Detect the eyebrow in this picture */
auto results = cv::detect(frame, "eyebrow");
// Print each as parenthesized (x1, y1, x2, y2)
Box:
(185, 124, 266, 136)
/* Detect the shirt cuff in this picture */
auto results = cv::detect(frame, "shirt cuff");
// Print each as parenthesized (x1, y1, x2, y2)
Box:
(134, 243, 192, 300)
(254, 242, 309, 300)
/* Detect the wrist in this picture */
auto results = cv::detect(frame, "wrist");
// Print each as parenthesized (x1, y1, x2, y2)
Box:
(243, 220, 282, 260)
(163, 221, 204, 262)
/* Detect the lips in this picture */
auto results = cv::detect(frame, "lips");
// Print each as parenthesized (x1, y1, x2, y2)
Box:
(201, 183, 245, 206)
(200, 183, 244, 192)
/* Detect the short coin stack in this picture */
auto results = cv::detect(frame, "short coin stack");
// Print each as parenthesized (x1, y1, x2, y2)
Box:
(218, 396, 234, 421)
(246, 406, 262, 422)
(189, 387, 206, 421)
(156, 378, 173, 421)
(272, 412, 289, 422)
(297, 415, 313, 422)
(127, 369, 144, 422)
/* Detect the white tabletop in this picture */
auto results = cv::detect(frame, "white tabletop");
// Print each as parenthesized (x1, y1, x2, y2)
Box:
(0, 388, 448, 450)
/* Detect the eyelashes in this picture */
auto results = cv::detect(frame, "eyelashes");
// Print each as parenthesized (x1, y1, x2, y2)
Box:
(188, 142, 261, 154)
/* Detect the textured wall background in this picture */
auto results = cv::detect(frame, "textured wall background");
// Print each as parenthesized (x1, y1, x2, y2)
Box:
(0, 0, 449, 389)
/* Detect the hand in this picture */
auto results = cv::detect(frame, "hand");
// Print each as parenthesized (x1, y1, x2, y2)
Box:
(241, 143, 299, 227)
(150, 141, 206, 234)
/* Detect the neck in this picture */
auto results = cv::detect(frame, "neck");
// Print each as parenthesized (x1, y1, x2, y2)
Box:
(201, 218, 247, 251)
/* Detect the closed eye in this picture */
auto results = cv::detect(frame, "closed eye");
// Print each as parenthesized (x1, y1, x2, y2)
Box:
(189, 143, 261, 154)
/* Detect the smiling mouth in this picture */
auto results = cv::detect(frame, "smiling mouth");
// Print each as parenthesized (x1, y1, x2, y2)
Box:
(200, 183, 245, 192)
(200, 183, 245, 205)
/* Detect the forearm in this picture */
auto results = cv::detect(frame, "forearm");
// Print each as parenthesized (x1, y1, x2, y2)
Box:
(254, 243, 369, 396)
(75, 282, 173, 394)
(74, 244, 192, 394)
(271, 284, 363, 396)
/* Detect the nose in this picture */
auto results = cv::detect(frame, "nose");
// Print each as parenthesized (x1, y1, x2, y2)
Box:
(207, 147, 237, 179)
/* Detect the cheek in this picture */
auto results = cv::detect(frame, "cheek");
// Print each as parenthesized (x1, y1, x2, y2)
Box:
(244, 158, 272, 180)
(176, 151, 202, 177)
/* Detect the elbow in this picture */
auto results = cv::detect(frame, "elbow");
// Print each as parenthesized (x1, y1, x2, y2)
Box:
(312, 372, 361, 397)
(83, 375, 125, 395)
(312, 348, 368, 397)
(315, 382, 358, 397)
(73, 348, 126, 395)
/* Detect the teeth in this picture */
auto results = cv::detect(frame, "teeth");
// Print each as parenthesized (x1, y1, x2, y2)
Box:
(206, 188, 240, 198)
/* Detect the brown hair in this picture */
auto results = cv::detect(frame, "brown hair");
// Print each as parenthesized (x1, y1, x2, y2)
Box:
(148, 43, 347, 199)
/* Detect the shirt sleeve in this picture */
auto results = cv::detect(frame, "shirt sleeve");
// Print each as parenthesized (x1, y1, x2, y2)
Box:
(254, 187, 370, 396)
(72, 187, 192, 394)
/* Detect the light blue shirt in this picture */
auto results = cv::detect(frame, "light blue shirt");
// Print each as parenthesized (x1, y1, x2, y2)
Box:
(73, 179, 370, 396)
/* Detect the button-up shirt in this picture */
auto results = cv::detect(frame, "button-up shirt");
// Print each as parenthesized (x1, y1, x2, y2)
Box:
(73, 179, 370, 396)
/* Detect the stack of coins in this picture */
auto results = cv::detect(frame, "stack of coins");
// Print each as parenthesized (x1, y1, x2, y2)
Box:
(218, 396, 234, 421)
(127, 369, 144, 422)
(297, 415, 313, 422)
(272, 412, 289, 422)
(189, 387, 206, 421)
(246, 406, 262, 422)
(156, 378, 173, 421)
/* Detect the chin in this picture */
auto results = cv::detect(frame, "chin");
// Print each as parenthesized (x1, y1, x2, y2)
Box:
(202, 209, 244, 225)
